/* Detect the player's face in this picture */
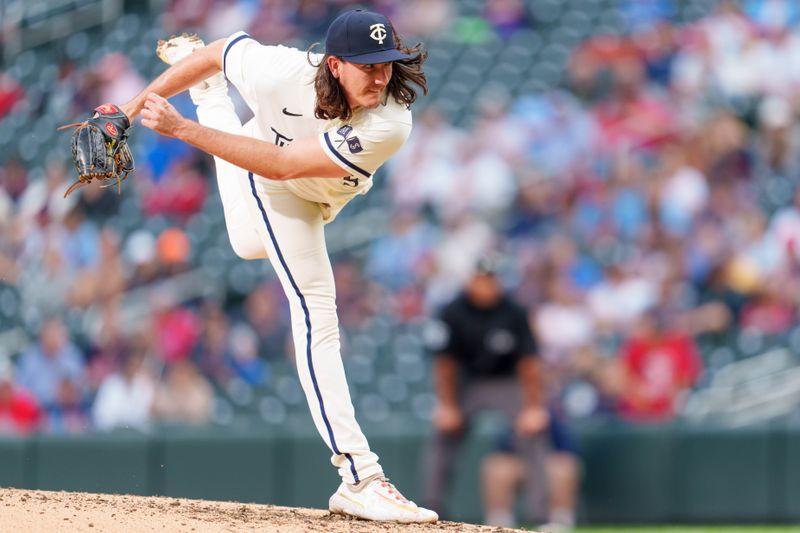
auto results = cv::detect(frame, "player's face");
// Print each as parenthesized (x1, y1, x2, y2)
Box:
(466, 273, 502, 308)
(333, 59, 393, 110)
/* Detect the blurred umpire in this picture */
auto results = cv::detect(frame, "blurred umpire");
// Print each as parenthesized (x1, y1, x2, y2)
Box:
(422, 256, 549, 523)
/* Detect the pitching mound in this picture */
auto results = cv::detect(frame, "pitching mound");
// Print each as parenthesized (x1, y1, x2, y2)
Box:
(0, 488, 533, 532)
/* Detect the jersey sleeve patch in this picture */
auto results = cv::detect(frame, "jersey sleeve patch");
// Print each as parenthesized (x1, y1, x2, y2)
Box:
(322, 131, 371, 178)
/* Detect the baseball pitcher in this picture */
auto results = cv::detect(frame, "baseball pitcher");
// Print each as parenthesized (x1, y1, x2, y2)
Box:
(89, 9, 432, 523)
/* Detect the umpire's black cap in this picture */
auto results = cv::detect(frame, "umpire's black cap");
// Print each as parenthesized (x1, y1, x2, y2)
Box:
(474, 255, 502, 277)
(325, 9, 412, 64)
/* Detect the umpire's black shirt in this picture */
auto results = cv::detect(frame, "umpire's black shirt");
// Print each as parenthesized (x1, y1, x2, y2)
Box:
(432, 292, 537, 379)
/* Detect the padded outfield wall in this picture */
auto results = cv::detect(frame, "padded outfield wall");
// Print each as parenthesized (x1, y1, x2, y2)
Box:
(1, 421, 799, 525)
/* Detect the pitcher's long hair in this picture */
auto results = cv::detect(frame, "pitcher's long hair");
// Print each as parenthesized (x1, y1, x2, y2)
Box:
(307, 30, 428, 122)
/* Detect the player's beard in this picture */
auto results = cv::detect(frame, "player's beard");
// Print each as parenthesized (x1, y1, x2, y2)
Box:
(363, 88, 386, 108)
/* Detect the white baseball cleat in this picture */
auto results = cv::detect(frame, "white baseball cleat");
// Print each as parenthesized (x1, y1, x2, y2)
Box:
(329, 476, 438, 523)
(156, 33, 226, 93)
(156, 33, 205, 65)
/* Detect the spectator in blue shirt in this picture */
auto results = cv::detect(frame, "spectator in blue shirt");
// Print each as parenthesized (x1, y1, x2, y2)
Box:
(16, 318, 87, 409)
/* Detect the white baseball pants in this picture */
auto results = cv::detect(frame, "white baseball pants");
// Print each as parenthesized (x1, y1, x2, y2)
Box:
(192, 92, 383, 485)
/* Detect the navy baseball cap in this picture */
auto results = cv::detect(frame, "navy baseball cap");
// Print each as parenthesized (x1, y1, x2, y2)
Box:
(325, 9, 412, 64)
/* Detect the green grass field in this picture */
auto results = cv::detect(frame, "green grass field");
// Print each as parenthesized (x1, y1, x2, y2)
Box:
(574, 525, 800, 533)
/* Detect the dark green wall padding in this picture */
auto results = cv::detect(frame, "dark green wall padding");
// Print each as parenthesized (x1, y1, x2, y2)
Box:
(1, 423, 799, 525)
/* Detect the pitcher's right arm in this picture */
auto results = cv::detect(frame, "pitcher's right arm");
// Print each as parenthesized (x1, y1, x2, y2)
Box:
(121, 39, 225, 119)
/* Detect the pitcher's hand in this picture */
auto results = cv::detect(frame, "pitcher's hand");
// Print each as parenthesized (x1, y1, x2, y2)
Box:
(140, 93, 187, 138)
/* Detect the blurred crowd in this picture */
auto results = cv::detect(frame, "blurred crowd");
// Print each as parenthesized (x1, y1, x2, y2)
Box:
(386, 0, 800, 425)
(2, 0, 800, 437)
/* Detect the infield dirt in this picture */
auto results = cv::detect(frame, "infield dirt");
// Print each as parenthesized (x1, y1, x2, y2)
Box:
(0, 488, 533, 532)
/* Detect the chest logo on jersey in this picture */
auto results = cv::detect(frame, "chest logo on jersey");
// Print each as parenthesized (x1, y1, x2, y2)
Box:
(335, 125, 363, 154)
(369, 23, 387, 44)
(485, 329, 516, 354)
(271, 127, 293, 147)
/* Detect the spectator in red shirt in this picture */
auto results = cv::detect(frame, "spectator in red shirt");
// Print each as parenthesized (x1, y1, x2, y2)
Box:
(0, 360, 41, 435)
(141, 158, 208, 221)
(154, 304, 201, 363)
(617, 310, 703, 422)
(739, 286, 796, 335)
(591, 56, 678, 154)
(0, 73, 24, 119)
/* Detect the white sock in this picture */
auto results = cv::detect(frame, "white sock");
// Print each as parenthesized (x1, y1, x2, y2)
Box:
(189, 72, 228, 103)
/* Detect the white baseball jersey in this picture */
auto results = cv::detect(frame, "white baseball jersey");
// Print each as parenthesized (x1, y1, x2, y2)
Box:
(222, 31, 412, 222)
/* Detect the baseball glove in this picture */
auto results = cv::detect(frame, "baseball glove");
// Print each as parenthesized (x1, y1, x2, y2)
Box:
(58, 103, 134, 198)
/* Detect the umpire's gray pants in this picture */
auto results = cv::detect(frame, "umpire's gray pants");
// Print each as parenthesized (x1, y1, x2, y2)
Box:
(421, 378, 549, 521)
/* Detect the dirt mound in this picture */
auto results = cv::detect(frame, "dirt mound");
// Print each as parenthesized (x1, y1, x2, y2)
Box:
(0, 488, 532, 532)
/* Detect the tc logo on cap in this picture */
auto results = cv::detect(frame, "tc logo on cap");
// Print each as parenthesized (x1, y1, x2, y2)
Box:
(369, 23, 387, 44)
(325, 10, 411, 64)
